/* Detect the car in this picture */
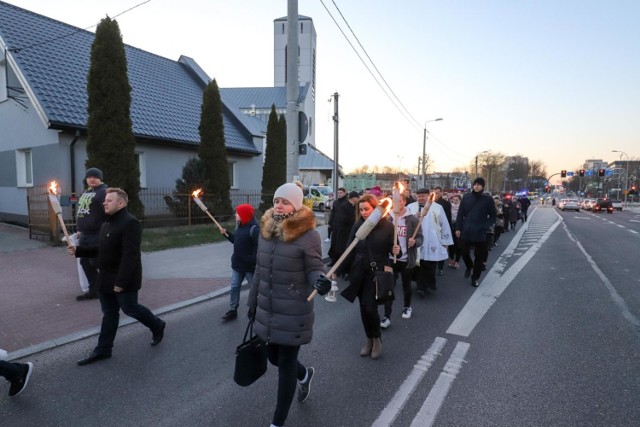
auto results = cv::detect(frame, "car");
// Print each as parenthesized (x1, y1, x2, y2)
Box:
(582, 198, 596, 210)
(306, 185, 333, 211)
(611, 200, 623, 211)
(556, 199, 566, 209)
(593, 199, 613, 214)
(561, 198, 580, 211)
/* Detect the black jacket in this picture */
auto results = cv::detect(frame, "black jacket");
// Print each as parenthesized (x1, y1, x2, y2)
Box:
(455, 191, 496, 243)
(224, 219, 259, 274)
(75, 208, 142, 294)
(339, 218, 395, 303)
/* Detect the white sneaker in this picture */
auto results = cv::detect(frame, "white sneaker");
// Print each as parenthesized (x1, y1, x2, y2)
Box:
(380, 317, 391, 328)
(401, 307, 412, 319)
(324, 237, 331, 242)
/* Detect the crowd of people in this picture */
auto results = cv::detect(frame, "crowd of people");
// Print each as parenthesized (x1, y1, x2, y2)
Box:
(3, 173, 537, 427)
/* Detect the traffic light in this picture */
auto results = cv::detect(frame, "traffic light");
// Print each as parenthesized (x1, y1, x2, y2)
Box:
(598, 169, 605, 177)
(579, 169, 585, 177)
(560, 170, 567, 178)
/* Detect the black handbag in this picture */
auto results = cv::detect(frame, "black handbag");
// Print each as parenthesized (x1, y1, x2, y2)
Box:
(367, 243, 395, 305)
(233, 318, 267, 387)
(374, 270, 395, 304)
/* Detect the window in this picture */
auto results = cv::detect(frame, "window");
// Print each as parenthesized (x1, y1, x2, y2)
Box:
(228, 161, 237, 189)
(134, 152, 147, 188)
(0, 45, 7, 102)
(16, 149, 33, 187)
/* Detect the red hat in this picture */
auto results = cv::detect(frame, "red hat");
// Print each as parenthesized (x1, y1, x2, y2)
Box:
(236, 204, 254, 225)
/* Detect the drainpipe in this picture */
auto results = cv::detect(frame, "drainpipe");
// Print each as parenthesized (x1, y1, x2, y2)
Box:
(69, 130, 80, 218)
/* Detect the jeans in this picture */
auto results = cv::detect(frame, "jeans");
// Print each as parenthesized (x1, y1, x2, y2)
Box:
(229, 269, 253, 310)
(95, 290, 163, 355)
(266, 344, 306, 427)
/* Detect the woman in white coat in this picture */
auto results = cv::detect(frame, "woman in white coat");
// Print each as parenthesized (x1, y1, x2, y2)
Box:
(415, 188, 454, 295)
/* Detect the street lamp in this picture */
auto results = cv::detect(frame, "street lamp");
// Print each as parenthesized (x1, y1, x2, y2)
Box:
(422, 118, 443, 187)
(612, 150, 629, 204)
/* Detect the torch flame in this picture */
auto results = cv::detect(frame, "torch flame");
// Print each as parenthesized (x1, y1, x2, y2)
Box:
(49, 180, 58, 194)
(192, 189, 202, 198)
(379, 198, 393, 217)
(395, 181, 405, 193)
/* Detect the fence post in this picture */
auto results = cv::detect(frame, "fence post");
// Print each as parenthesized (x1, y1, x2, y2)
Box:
(188, 194, 192, 226)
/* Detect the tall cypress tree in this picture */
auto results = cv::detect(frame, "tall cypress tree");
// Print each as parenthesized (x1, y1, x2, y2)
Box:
(260, 105, 287, 211)
(86, 17, 142, 216)
(198, 79, 232, 216)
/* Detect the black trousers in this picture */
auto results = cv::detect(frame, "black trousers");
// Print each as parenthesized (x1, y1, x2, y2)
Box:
(417, 260, 438, 291)
(459, 240, 488, 281)
(358, 271, 381, 338)
(383, 260, 413, 317)
(266, 344, 307, 427)
(0, 360, 24, 382)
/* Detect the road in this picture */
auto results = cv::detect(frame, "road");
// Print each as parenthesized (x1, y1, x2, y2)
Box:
(2, 205, 640, 426)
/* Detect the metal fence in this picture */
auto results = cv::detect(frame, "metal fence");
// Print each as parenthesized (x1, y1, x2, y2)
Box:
(26, 184, 270, 243)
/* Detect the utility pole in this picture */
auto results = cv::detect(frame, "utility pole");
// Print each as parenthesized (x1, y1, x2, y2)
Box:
(285, 0, 300, 182)
(331, 92, 339, 198)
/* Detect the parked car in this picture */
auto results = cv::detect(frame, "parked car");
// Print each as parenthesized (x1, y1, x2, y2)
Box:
(561, 199, 580, 211)
(593, 199, 613, 214)
(611, 200, 623, 211)
(306, 185, 333, 211)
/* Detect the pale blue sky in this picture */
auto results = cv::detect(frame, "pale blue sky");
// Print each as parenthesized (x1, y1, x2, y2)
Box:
(7, 0, 639, 183)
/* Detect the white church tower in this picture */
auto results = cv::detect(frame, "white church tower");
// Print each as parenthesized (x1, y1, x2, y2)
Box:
(273, 15, 317, 146)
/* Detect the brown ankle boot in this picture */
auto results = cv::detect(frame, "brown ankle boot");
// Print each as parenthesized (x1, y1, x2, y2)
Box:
(371, 337, 382, 359)
(360, 338, 373, 356)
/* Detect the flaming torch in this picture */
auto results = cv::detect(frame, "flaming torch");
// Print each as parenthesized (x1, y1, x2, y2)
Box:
(391, 181, 404, 263)
(191, 189, 225, 233)
(308, 198, 392, 301)
(411, 192, 436, 239)
(48, 181, 71, 245)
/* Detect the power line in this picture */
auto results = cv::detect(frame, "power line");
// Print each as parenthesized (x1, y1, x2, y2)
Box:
(329, 0, 422, 129)
(8, 0, 151, 53)
(318, 0, 421, 130)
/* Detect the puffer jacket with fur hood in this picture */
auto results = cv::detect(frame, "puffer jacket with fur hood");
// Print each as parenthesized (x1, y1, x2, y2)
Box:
(248, 206, 325, 346)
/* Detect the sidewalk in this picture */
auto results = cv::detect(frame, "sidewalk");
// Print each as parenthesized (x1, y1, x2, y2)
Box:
(0, 222, 330, 359)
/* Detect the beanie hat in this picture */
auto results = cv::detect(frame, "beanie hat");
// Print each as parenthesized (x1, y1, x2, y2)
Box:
(370, 185, 382, 197)
(85, 167, 103, 180)
(348, 191, 360, 199)
(416, 188, 430, 194)
(236, 204, 254, 225)
(473, 177, 486, 187)
(274, 183, 304, 211)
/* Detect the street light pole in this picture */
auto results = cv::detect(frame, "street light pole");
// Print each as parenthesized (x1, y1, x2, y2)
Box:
(612, 150, 629, 204)
(475, 150, 489, 180)
(422, 118, 443, 187)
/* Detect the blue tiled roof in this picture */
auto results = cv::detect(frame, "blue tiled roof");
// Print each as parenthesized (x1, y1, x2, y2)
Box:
(300, 144, 342, 174)
(0, 1, 260, 155)
(220, 85, 308, 110)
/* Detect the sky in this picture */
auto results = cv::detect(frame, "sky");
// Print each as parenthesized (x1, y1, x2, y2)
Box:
(5, 0, 640, 184)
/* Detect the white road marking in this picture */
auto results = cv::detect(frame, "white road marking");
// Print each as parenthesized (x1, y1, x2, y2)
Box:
(371, 337, 447, 427)
(630, 230, 639, 234)
(447, 209, 562, 337)
(630, 220, 640, 223)
(409, 341, 471, 427)
(562, 223, 640, 330)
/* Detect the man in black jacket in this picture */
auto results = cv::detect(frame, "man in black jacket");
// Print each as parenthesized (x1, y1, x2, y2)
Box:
(327, 188, 357, 266)
(455, 178, 496, 287)
(69, 188, 166, 365)
(75, 167, 108, 300)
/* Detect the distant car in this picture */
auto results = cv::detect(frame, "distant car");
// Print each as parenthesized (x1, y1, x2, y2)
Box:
(611, 200, 623, 211)
(556, 199, 566, 209)
(582, 198, 596, 210)
(593, 199, 613, 214)
(561, 199, 580, 211)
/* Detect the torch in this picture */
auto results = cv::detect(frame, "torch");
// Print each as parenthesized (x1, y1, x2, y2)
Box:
(48, 181, 71, 245)
(191, 189, 226, 232)
(391, 181, 404, 263)
(307, 198, 392, 301)
(411, 192, 436, 239)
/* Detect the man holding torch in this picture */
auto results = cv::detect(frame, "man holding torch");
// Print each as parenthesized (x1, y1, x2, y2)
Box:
(75, 167, 108, 301)
(69, 188, 166, 365)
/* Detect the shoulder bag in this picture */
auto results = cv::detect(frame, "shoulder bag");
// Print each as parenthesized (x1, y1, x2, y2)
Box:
(233, 318, 267, 387)
(367, 242, 395, 305)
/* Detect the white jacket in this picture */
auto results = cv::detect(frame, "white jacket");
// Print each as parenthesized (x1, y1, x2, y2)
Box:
(418, 202, 453, 261)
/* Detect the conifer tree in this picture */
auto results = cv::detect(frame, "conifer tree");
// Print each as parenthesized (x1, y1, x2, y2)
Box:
(260, 105, 287, 211)
(198, 79, 232, 216)
(86, 17, 142, 216)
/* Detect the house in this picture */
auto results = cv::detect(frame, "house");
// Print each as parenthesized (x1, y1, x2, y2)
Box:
(0, 2, 339, 225)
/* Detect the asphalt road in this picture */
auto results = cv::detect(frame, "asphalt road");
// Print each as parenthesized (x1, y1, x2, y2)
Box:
(3, 205, 640, 426)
